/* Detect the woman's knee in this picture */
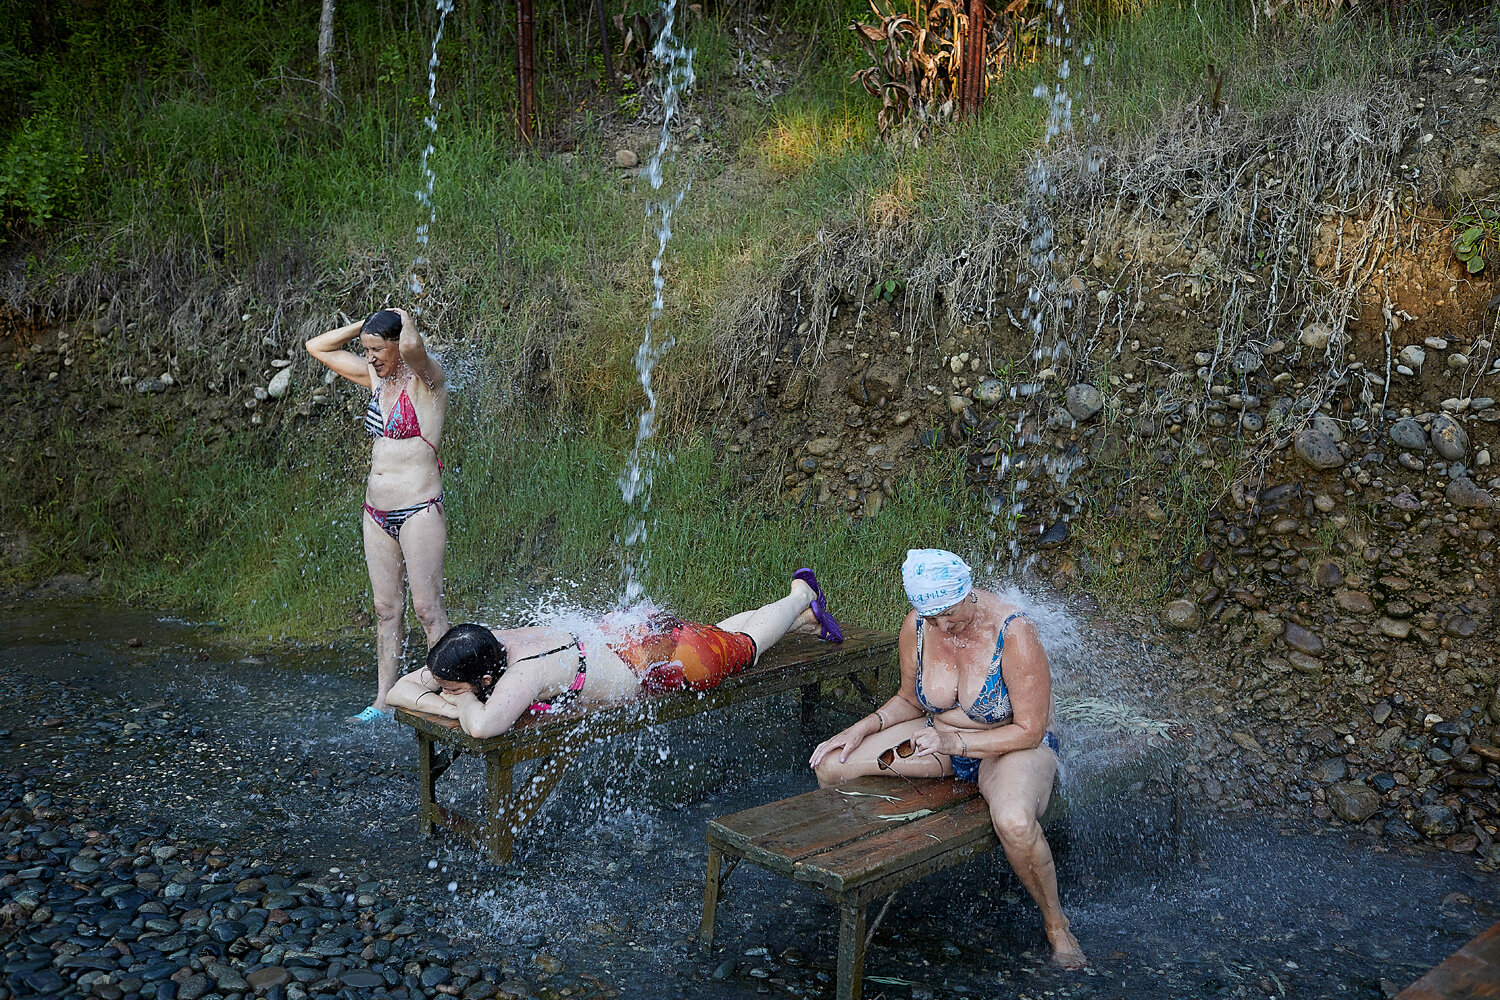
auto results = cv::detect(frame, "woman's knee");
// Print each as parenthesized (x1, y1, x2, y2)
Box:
(989, 801, 1038, 846)
(814, 756, 852, 788)
(411, 594, 446, 629)
(372, 597, 405, 624)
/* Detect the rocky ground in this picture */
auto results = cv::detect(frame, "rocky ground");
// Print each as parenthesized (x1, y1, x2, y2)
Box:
(0, 600, 1498, 1000)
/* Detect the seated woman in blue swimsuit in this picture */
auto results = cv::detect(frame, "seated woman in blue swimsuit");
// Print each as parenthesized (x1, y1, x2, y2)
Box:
(809, 548, 1085, 970)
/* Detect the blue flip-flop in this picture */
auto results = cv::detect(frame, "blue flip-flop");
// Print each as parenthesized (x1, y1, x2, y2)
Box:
(794, 568, 844, 643)
(347, 706, 387, 724)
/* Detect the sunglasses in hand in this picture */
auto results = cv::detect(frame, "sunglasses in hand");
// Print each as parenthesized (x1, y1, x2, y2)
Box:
(877, 738, 918, 771)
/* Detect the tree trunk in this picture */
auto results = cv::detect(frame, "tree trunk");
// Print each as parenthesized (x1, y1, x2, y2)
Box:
(318, 0, 339, 111)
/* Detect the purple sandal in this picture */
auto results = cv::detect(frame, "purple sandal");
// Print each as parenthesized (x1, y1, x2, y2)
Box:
(794, 568, 844, 643)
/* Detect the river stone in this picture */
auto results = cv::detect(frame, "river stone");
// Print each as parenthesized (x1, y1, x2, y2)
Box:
(804, 437, 839, 457)
(1283, 622, 1324, 656)
(973, 379, 1005, 405)
(1389, 418, 1428, 451)
(267, 367, 293, 400)
(1064, 383, 1103, 421)
(1309, 412, 1344, 442)
(1446, 478, 1495, 509)
(1446, 615, 1478, 638)
(1399, 345, 1426, 369)
(207, 963, 249, 990)
(1164, 599, 1200, 629)
(178, 974, 211, 1000)
(1241, 412, 1265, 432)
(615, 148, 639, 168)
(947, 394, 972, 415)
(1314, 561, 1342, 588)
(135, 377, 169, 394)
(1416, 804, 1460, 838)
(1377, 617, 1410, 638)
(246, 967, 291, 989)
(340, 971, 382, 988)
(1294, 429, 1344, 469)
(1430, 413, 1469, 460)
(421, 966, 452, 987)
(1300, 323, 1333, 350)
(1328, 783, 1380, 823)
(1311, 757, 1348, 783)
(1336, 590, 1374, 614)
(1288, 652, 1323, 674)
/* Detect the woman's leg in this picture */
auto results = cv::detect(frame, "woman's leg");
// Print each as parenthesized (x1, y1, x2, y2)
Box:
(715, 578, 818, 659)
(397, 503, 450, 649)
(976, 747, 1086, 969)
(812, 717, 951, 787)
(362, 512, 407, 712)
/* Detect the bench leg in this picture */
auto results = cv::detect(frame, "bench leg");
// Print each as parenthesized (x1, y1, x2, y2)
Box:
(700, 844, 723, 955)
(836, 896, 868, 1000)
(484, 753, 515, 864)
(416, 733, 439, 836)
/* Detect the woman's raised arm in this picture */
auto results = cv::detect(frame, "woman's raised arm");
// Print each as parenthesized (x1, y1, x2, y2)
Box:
(393, 308, 443, 388)
(305, 318, 372, 386)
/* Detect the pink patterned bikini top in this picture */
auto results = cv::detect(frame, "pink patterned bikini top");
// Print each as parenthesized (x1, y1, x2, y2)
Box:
(364, 376, 440, 463)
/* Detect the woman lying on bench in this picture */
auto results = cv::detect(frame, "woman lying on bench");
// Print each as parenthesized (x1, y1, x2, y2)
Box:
(808, 548, 1086, 970)
(386, 570, 844, 739)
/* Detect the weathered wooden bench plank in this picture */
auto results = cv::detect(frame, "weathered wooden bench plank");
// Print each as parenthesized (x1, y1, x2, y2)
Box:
(794, 796, 995, 892)
(394, 628, 897, 864)
(710, 776, 972, 856)
(1398, 920, 1500, 1000)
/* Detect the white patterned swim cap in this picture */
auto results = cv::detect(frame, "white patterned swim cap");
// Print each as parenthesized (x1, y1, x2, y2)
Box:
(901, 548, 973, 616)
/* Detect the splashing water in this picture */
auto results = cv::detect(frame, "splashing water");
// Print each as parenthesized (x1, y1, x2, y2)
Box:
(408, 0, 456, 319)
(619, 0, 696, 606)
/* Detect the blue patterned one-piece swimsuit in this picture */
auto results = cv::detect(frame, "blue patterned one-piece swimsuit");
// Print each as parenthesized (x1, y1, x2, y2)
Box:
(914, 612, 1060, 781)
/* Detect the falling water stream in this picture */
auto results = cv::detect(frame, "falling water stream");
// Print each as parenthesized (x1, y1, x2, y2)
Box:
(408, 0, 456, 317)
(619, 0, 696, 606)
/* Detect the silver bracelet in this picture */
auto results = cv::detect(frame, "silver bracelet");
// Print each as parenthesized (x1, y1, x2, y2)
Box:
(959, 732, 969, 756)
(873, 709, 888, 731)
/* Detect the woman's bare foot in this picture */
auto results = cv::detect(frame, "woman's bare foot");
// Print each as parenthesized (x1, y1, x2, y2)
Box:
(791, 606, 821, 635)
(1046, 924, 1088, 969)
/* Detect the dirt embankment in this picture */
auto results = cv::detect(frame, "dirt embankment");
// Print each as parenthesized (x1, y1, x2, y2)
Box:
(710, 57, 1500, 859)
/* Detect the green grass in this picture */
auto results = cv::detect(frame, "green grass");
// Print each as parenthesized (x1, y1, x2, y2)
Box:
(2, 373, 985, 637)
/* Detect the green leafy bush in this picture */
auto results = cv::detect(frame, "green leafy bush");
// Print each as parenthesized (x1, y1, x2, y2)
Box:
(1453, 203, 1499, 275)
(0, 111, 86, 228)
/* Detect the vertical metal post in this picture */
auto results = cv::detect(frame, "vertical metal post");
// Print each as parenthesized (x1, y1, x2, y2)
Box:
(517, 0, 536, 144)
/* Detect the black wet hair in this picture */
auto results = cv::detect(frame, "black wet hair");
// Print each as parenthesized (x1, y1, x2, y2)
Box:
(427, 624, 506, 702)
(361, 309, 403, 341)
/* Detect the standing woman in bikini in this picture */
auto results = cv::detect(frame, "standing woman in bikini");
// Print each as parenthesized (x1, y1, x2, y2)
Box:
(306, 308, 450, 722)
(808, 549, 1085, 970)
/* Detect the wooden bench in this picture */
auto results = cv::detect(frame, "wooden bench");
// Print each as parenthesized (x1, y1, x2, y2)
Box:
(392, 628, 897, 864)
(1397, 920, 1500, 1000)
(700, 737, 1184, 1000)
